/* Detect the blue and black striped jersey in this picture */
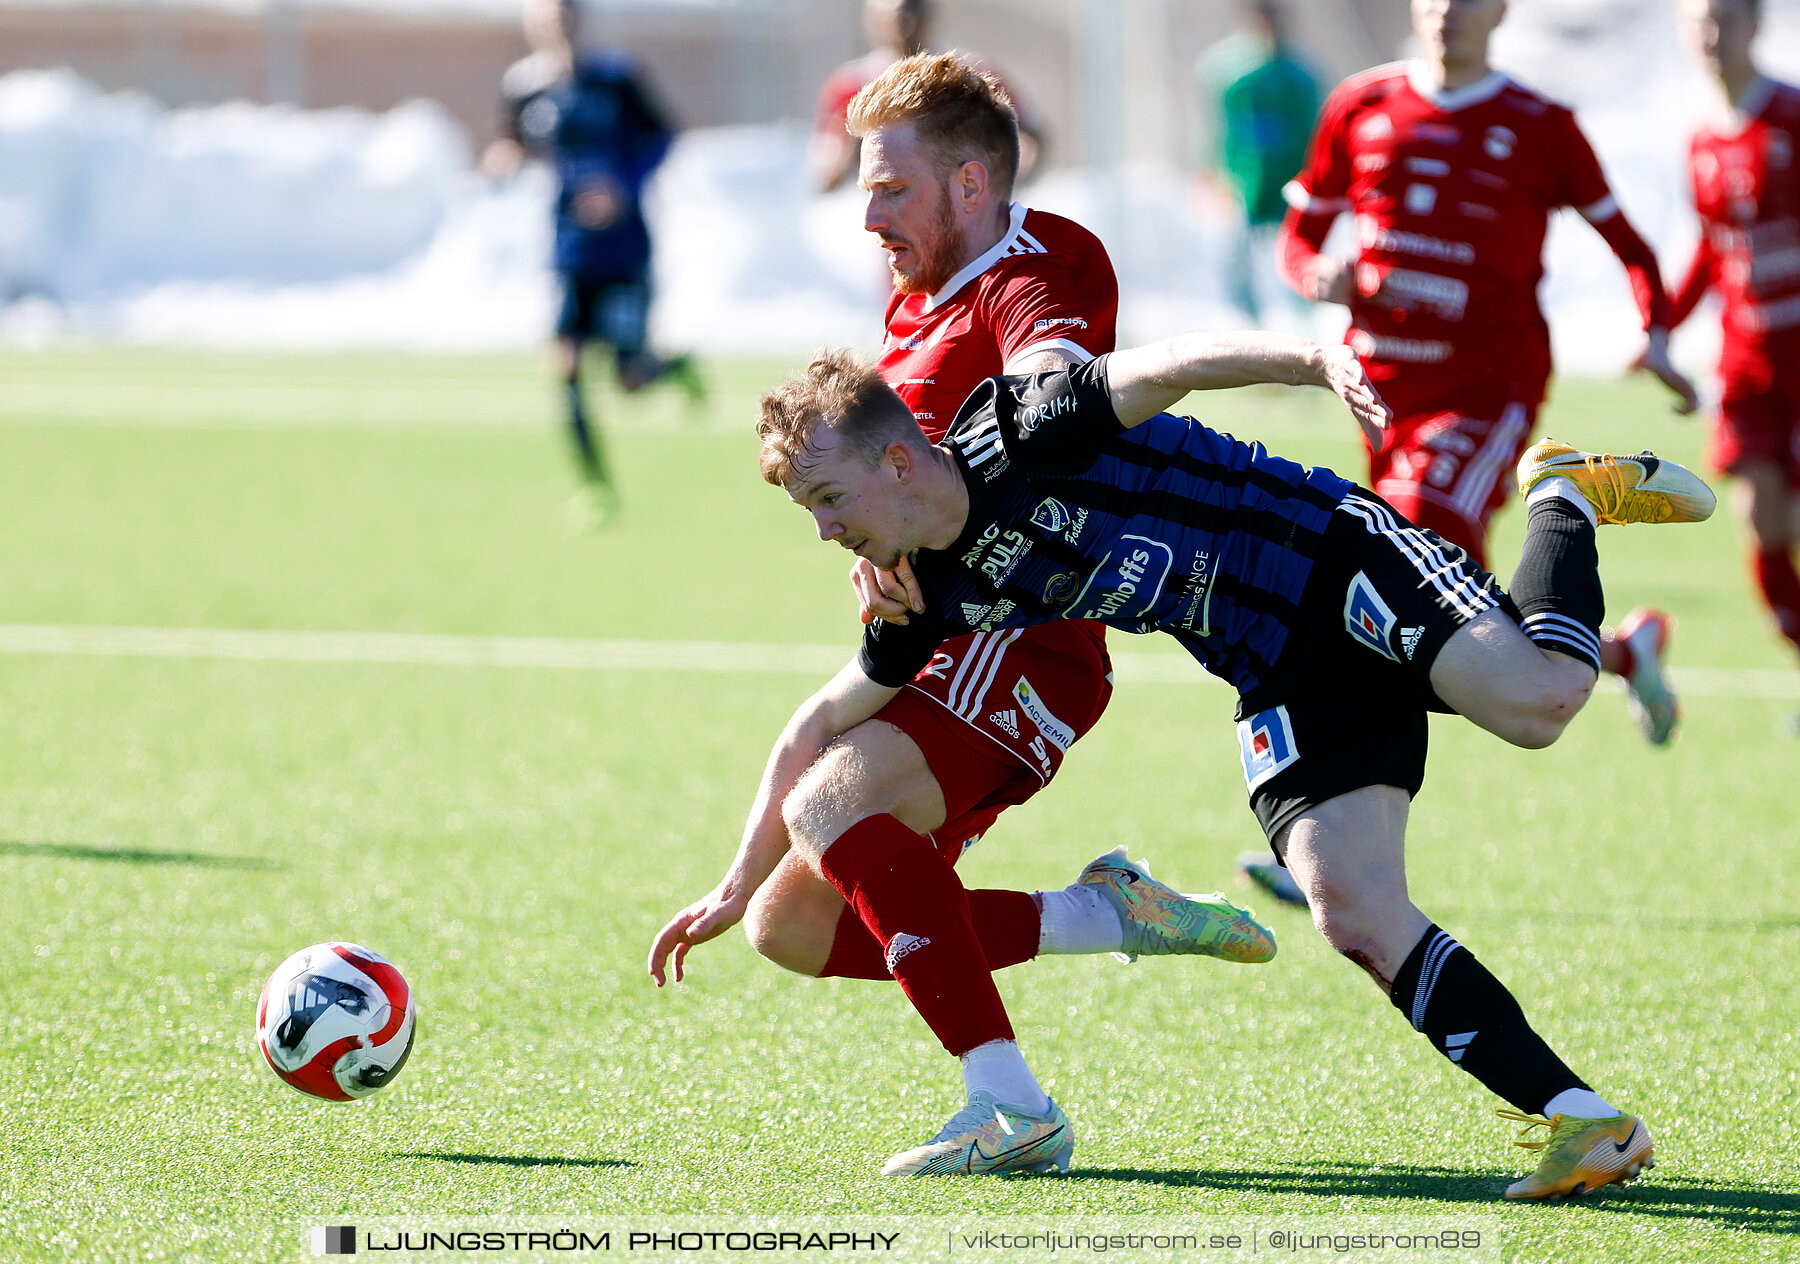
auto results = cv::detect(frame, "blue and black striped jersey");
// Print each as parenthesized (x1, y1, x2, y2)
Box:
(857, 357, 1356, 698)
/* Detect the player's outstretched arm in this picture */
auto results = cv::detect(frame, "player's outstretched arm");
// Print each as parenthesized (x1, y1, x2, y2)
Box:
(1105, 333, 1392, 449)
(647, 659, 901, 986)
(1633, 327, 1700, 416)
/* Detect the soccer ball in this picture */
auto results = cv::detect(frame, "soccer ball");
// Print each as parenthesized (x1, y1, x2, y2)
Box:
(256, 942, 416, 1101)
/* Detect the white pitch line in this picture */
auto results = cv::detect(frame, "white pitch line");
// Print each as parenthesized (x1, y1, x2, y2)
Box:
(0, 625, 848, 675)
(0, 623, 1792, 698)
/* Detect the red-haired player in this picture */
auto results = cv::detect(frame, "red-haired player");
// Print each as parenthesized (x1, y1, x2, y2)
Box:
(652, 53, 1276, 1178)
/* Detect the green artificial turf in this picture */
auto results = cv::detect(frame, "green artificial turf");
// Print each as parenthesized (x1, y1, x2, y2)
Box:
(0, 350, 1795, 1261)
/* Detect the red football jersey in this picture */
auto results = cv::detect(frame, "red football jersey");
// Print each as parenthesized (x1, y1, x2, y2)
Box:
(879, 204, 1118, 442)
(1282, 63, 1661, 414)
(1673, 76, 1800, 384)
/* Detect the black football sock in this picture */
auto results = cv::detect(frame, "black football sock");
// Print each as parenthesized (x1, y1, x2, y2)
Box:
(564, 378, 605, 483)
(1390, 925, 1586, 1115)
(1508, 493, 1604, 673)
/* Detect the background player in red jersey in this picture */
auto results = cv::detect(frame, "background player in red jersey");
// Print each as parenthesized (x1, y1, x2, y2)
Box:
(808, 0, 1041, 194)
(1670, 0, 1800, 725)
(1277, 0, 1700, 748)
(650, 54, 1275, 1178)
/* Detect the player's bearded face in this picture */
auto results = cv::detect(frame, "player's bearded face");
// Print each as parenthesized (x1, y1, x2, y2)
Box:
(887, 179, 963, 297)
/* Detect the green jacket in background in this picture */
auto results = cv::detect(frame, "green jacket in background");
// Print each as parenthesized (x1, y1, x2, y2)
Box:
(1198, 33, 1322, 226)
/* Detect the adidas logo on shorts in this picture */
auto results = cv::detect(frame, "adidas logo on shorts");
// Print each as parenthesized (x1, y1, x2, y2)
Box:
(1401, 626, 1425, 660)
(988, 708, 1020, 738)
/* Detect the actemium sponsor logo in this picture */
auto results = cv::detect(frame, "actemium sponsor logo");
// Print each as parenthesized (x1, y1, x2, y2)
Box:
(1013, 677, 1074, 751)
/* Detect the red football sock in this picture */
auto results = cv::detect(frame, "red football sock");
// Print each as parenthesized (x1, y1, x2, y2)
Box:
(1753, 547, 1800, 654)
(820, 889, 1041, 980)
(815, 814, 1014, 1055)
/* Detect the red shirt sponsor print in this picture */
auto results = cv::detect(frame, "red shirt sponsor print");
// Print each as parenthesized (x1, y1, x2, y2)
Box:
(1283, 63, 1657, 414)
(880, 204, 1118, 442)
(1675, 76, 1800, 384)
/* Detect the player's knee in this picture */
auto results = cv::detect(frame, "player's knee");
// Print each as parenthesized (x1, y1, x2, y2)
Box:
(744, 871, 838, 978)
(742, 897, 813, 976)
(1304, 876, 1371, 951)
(1309, 897, 1368, 956)
(1502, 666, 1594, 749)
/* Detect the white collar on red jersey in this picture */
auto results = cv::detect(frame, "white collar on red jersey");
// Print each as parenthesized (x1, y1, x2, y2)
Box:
(924, 202, 1036, 313)
(1405, 61, 1510, 112)
(1718, 73, 1777, 134)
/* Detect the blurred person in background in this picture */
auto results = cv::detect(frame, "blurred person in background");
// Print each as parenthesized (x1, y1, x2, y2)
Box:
(1195, 0, 1321, 326)
(1276, 0, 1699, 764)
(809, 0, 1042, 193)
(1669, 0, 1800, 731)
(653, 52, 1279, 1179)
(484, 0, 702, 525)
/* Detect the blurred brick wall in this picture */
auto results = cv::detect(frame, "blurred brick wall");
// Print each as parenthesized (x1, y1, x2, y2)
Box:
(0, 0, 1405, 163)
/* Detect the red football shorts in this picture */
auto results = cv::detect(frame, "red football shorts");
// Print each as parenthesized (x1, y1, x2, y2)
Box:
(1711, 377, 1800, 487)
(1366, 397, 1538, 568)
(873, 621, 1113, 864)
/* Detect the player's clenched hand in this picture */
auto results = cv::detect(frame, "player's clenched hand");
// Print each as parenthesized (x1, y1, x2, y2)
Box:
(648, 889, 747, 987)
(1305, 256, 1356, 306)
(1634, 329, 1700, 416)
(850, 555, 924, 626)
(1319, 344, 1394, 453)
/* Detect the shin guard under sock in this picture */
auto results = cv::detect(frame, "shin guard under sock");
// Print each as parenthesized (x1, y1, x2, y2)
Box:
(1511, 491, 1605, 673)
(820, 888, 1040, 980)
(1390, 925, 1586, 1115)
(816, 815, 1014, 1055)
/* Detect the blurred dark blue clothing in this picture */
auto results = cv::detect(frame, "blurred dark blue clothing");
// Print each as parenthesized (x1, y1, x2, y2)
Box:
(504, 51, 674, 283)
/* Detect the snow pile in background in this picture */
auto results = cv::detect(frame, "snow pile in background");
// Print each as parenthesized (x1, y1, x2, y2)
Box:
(5, 0, 1800, 369)
(0, 68, 558, 349)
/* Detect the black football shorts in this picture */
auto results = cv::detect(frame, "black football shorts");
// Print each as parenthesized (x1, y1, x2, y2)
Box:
(1237, 491, 1516, 844)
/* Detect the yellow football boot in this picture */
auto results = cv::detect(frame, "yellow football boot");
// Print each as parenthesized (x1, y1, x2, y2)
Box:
(1516, 440, 1715, 525)
(1499, 1108, 1655, 1201)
